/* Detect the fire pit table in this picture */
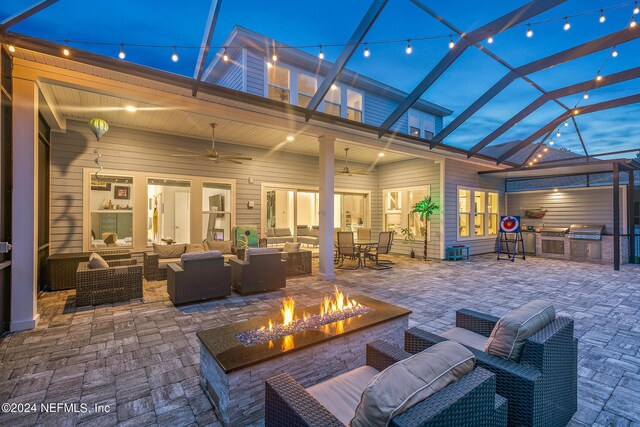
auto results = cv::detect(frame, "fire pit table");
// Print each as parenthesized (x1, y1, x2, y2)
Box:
(197, 293, 411, 426)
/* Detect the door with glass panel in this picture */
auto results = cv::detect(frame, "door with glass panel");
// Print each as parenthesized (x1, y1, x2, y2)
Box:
(266, 188, 295, 236)
(147, 178, 191, 245)
(202, 182, 232, 241)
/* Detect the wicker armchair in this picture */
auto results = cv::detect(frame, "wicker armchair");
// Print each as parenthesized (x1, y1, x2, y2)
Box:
(405, 309, 577, 427)
(265, 340, 507, 427)
(229, 252, 286, 295)
(166, 253, 231, 304)
(76, 260, 142, 307)
(48, 249, 131, 290)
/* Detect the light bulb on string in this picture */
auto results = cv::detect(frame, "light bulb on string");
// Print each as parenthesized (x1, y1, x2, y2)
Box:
(118, 44, 126, 60)
(272, 50, 278, 62)
(596, 72, 603, 82)
(563, 17, 571, 31)
(612, 47, 618, 57)
(543, 147, 549, 152)
(556, 131, 561, 137)
(549, 139, 555, 145)
(599, 10, 606, 23)
(448, 36, 455, 49)
(564, 121, 569, 127)
(318, 46, 324, 60)
(487, 36, 494, 44)
(406, 40, 412, 54)
(634, 2, 639, 14)
(222, 48, 229, 62)
(171, 46, 179, 62)
(537, 154, 543, 158)
(631, 17, 637, 28)
(7, 44, 15, 53)
(526, 24, 533, 38)
(583, 92, 589, 100)
(363, 44, 370, 57)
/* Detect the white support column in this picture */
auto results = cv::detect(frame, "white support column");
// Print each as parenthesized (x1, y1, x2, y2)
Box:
(11, 77, 39, 331)
(318, 135, 336, 280)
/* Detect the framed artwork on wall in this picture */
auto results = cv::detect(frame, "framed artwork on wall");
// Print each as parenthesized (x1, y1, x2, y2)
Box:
(91, 182, 111, 191)
(114, 186, 130, 200)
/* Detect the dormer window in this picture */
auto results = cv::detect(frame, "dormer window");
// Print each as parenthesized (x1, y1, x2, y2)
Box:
(409, 110, 436, 139)
(267, 64, 290, 103)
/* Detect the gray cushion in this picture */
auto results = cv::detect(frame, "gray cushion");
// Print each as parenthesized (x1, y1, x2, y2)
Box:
(153, 243, 186, 259)
(266, 228, 275, 237)
(88, 252, 109, 269)
(283, 242, 301, 253)
(186, 243, 206, 253)
(441, 327, 488, 351)
(351, 341, 475, 427)
(310, 226, 319, 237)
(307, 366, 378, 426)
(206, 240, 233, 254)
(274, 227, 292, 237)
(244, 247, 279, 262)
(485, 300, 556, 362)
(158, 258, 182, 269)
(297, 225, 309, 236)
(181, 250, 222, 262)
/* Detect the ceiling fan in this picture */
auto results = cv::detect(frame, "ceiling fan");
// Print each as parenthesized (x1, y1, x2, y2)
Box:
(336, 147, 372, 176)
(171, 123, 252, 164)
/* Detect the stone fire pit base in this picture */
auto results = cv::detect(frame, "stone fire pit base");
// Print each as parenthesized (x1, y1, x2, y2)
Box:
(198, 297, 410, 426)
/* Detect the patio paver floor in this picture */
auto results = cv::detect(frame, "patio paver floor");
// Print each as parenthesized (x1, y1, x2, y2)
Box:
(1, 254, 639, 426)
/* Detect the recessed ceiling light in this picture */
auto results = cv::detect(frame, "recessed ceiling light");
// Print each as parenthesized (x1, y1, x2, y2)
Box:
(286, 135, 295, 141)
(125, 105, 137, 112)
(378, 152, 385, 157)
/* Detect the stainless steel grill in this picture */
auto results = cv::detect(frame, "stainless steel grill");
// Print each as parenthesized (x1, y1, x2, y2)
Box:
(567, 224, 605, 241)
(540, 226, 569, 238)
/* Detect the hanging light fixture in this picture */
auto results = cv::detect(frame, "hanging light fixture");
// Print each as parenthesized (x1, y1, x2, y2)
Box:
(634, 1, 639, 14)
(118, 43, 126, 60)
(583, 92, 589, 100)
(448, 35, 455, 49)
(612, 46, 618, 57)
(318, 45, 324, 60)
(62, 39, 70, 57)
(556, 131, 561, 137)
(599, 9, 606, 23)
(272, 49, 278, 62)
(631, 16, 637, 28)
(405, 40, 412, 54)
(364, 43, 370, 57)
(563, 17, 571, 31)
(596, 72, 603, 81)
(222, 47, 229, 62)
(487, 36, 494, 44)
(171, 45, 179, 62)
(549, 139, 555, 145)
(526, 24, 533, 38)
(564, 121, 569, 127)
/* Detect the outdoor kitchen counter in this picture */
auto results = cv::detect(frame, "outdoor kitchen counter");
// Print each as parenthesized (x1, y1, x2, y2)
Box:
(535, 233, 628, 265)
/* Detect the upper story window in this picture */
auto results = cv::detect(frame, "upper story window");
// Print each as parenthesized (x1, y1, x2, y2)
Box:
(347, 89, 363, 122)
(324, 84, 341, 116)
(267, 64, 290, 103)
(409, 110, 436, 139)
(298, 73, 317, 108)
(458, 187, 499, 240)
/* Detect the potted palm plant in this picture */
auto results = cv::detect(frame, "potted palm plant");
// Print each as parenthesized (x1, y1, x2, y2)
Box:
(411, 196, 440, 261)
(399, 226, 416, 258)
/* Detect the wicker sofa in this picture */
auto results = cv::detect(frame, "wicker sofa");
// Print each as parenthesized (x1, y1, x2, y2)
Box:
(404, 309, 577, 427)
(265, 339, 507, 427)
(76, 259, 142, 307)
(48, 249, 131, 290)
(143, 241, 237, 281)
(229, 249, 286, 294)
(167, 251, 231, 304)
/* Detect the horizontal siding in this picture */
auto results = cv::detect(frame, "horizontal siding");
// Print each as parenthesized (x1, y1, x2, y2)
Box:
(444, 159, 505, 256)
(377, 159, 441, 258)
(245, 52, 264, 96)
(214, 49, 243, 91)
(506, 187, 624, 235)
(363, 91, 407, 133)
(50, 120, 376, 254)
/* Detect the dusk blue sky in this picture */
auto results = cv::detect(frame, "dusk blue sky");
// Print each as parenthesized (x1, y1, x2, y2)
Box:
(2, 0, 639, 157)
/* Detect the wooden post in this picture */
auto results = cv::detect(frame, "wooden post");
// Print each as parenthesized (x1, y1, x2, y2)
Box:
(318, 135, 335, 280)
(613, 162, 620, 271)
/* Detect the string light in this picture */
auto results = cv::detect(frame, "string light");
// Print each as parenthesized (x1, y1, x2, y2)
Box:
(631, 16, 637, 27)
(222, 48, 229, 62)
(596, 72, 603, 81)
(8, 44, 15, 53)
(363, 44, 370, 57)
(564, 121, 569, 126)
(583, 92, 589, 99)
(634, 1, 639, 14)
(171, 46, 179, 62)
(556, 131, 561, 137)
(118, 43, 126, 60)
(543, 147, 549, 152)
(526, 24, 533, 38)
(549, 139, 555, 145)
(318, 46, 324, 60)
(405, 40, 412, 54)
(272, 50, 278, 62)
(487, 36, 494, 44)
(563, 17, 571, 30)
(599, 9, 606, 22)
(612, 47, 618, 57)
(448, 35, 455, 49)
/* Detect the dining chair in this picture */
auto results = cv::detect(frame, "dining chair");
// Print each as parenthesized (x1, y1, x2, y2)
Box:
(364, 231, 394, 269)
(357, 227, 371, 241)
(336, 232, 362, 269)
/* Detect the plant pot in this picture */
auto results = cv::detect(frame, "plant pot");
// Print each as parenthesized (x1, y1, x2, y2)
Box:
(410, 251, 415, 258)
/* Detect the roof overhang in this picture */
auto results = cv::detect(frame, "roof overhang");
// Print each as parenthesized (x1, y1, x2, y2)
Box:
(478, 158, 640, 180)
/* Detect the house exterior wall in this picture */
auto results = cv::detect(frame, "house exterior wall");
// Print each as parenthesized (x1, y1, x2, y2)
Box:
(444, 159, 505, 255)
(215, 49, 244, 91)
(376, 159, 441, 258)
(245, 51, 265, 97)
(506, 187, 625, 235)
(49, 120, 377, 254)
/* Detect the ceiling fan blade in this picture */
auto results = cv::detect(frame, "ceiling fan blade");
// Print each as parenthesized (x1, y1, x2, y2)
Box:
(350, 171, 372, 176)
(171, 153, 205, 157)
(223, 159, 244, 164)
(176, 147, 203, 155)
(215, 152, 243, 157)
(221, 156, 253, 161)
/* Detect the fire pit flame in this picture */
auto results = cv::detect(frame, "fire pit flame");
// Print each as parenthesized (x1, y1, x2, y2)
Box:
(237, 287, 373, 347)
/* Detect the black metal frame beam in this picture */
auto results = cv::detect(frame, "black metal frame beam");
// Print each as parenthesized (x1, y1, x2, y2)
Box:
(192, 0, 222, 97)
(468, 66, 640, 157)
(497, 93, 640, 164)
(377, 0, 567, 138)
(305, 0, 388, 121)
(520, 129, 553, 166)
(571, 116, 589, 158)
(0, 0, 60, 31)
(535, 148, 640, 165)
(613, 162, 621, 270)
(628, 169, 635, 263)
(433, 27, 640, 149)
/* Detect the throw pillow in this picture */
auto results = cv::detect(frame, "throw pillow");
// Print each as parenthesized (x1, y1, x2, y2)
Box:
(153, 243, 186, 259)
(244, 247, 279, 262)
(206, 240, 233, 254)
(186, 243, 206, 253)
(88, 252, 109, 269)
(283, 242, 301, 253)
(484, 300, 556, 362)
(351, 341, 475, 427)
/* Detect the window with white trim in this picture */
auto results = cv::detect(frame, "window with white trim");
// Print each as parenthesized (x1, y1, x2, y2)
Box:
(383, 186, 430, 240)
(346, 89, 363, 122)
(324, 84, 341, 116)
(267, 64, 290, 103)
(202, 182, 233, 241)
(409, 110, 436, 139)
(458, 187, 499, 240)
(297, 73, 317, 108)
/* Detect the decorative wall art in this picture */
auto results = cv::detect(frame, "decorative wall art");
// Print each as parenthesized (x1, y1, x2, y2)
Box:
(114, 186, 130, 200)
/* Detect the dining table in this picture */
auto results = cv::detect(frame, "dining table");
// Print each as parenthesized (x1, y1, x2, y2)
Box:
(353, 239, 378, 268)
